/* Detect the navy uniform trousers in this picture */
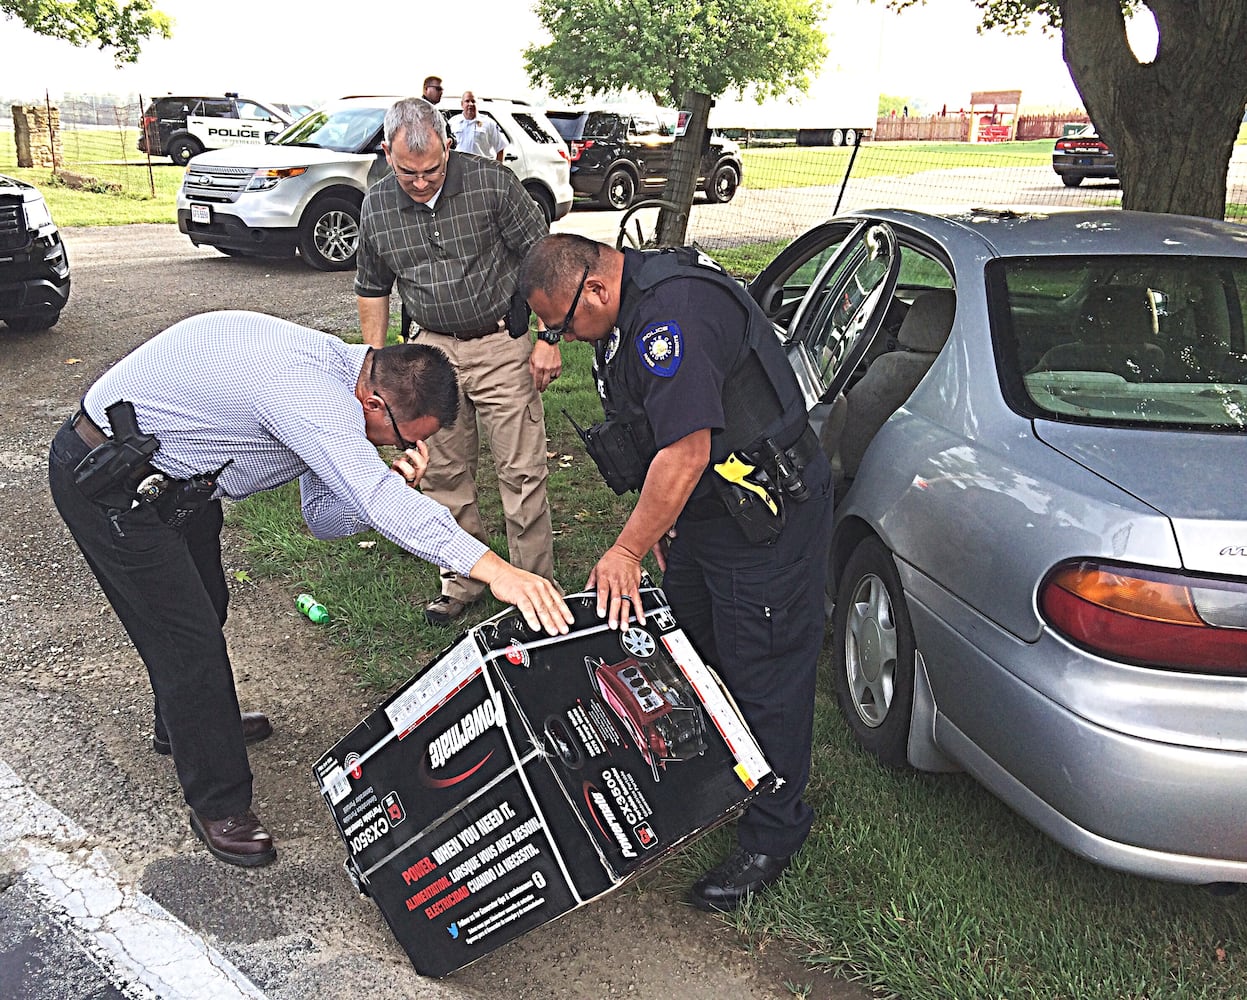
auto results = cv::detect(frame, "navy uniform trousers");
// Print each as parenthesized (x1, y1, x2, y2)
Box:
(663, 451, 833, 858)
(48, 419, 253, 820)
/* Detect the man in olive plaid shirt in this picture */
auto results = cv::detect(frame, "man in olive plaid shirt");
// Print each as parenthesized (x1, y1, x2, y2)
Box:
(356, 97, 559, 626)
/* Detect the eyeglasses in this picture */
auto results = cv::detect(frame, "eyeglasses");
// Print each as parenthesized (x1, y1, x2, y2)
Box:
(542, 265, 590, 342)
(370, 353, 419, 451)
(394, 147, 448, 184)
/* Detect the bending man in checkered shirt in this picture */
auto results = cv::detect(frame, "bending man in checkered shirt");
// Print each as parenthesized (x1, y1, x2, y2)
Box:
(47, 310, 573, 868)
(356, 97, 560, 629)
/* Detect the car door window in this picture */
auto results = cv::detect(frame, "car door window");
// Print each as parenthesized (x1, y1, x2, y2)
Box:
(747, 219, 861, 332)
(236, 100, 279, 123)
(787, 223, 901, 407)
(201, 100, 234, 119)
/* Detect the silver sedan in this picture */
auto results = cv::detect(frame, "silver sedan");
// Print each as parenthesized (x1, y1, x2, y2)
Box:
(748, 208, 1247, 887)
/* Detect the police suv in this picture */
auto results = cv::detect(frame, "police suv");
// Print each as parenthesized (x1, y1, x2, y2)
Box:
(176, 95, 573, 271)
(138, 93, 294, 166)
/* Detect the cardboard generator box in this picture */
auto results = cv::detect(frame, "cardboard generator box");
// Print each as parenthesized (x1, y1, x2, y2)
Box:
(312, 583, 774, 977)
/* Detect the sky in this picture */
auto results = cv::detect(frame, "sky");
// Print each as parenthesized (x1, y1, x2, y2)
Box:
(0, 0, 1156, 116)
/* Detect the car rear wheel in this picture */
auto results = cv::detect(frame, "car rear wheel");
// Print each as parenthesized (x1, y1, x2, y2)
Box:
(704, 163, 739, 204)
(599, 168, 637, 211)
(3, 309, 61, 332)
(298, 196, 361, 272)
(168, 136, 203, 166)
(1061, 174, 1083, 187)
(525, 185, 556, 224)
(832, 536, 916, 767)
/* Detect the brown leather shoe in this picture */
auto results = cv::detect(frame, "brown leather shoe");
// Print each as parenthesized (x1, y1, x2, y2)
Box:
(152, 712, 274, 756)
(189, 809, 277, 867)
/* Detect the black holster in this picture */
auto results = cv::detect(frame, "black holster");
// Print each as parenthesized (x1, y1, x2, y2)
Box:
(564, 410, 657, 495)
(72, 401, 160, 502)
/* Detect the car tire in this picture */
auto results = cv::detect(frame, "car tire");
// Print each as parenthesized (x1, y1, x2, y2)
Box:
(599, 168, 637, 211)
(831, 128, 845, 147)
(168, 136, 203, 166)
(832, 536, 916, 768)
(297, 196, 361, 272)
(525, 185, 556, 224)
(704, 163, 739, 204)
(3, 309, 62, 332)
(1061, 174, 1083, 188)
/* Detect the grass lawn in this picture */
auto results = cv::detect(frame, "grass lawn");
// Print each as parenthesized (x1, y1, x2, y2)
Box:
(0, 127, 181, 225)
(229, 334, 1247, 1000)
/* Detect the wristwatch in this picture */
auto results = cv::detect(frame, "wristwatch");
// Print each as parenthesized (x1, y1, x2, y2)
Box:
(536, 328, 562, 344)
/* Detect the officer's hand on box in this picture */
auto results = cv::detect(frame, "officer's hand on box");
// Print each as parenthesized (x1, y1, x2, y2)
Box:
(587, 543, 647, 629)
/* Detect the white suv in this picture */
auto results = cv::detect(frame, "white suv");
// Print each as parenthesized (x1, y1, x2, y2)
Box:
(175, 95, 573, 271)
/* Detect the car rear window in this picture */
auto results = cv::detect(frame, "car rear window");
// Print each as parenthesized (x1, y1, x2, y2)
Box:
(510, 113, 559, 145)
(992, 255, 1247, 431)
(545, 112, 586, 141)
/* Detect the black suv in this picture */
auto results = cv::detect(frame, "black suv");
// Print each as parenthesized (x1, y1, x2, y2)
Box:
(0, 174, 70, 332)
(138, 93, 292, 166)
(545, 108, 742, 210)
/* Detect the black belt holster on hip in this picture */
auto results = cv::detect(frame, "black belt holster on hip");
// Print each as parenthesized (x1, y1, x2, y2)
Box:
(564, 409, 657, 495)
(72, 401, 161, 502)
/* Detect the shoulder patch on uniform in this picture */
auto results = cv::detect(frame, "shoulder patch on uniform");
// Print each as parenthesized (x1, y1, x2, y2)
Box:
(636, 321, 683, 378)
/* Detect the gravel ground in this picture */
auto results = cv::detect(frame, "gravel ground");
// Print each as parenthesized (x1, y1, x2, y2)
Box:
(0, 224, 870, 1000)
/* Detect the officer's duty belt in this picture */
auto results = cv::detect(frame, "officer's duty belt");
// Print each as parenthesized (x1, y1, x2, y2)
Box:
(683, 424, 821, 521)
(72, 410, 159, 479)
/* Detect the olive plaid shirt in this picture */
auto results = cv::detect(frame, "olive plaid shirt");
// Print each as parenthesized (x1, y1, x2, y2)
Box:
(354, 152, 547, 333)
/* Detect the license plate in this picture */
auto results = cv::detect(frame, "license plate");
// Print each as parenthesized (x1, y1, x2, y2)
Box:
(190, 203, 211, 224)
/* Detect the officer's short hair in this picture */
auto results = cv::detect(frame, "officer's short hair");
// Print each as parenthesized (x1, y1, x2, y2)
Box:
(372, 343, 459, 429)
(384, 97, 448, 151)
(519, 234, 603, 301)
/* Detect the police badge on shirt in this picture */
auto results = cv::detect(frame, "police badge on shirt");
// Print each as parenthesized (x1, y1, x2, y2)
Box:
(637, 321, 683, 377)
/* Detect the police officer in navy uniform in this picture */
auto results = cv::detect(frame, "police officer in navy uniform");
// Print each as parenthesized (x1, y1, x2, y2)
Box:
(519, 234, 833, 910)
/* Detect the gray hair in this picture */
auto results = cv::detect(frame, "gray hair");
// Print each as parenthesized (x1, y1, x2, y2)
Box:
(384, 97, 448, 150)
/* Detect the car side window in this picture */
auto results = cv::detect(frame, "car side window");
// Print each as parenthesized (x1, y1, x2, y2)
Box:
(236, 101, 277, 122)
(787, 224, 901, 405)
(201, 100, 234, 118)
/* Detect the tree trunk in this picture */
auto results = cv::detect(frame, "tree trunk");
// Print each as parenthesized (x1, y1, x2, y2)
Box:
(1060, 0, 1247, 219)
(657, 91, 713, 247)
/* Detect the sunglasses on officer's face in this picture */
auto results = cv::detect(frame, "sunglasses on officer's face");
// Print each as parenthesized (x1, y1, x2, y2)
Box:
(542, 265, 590, 342)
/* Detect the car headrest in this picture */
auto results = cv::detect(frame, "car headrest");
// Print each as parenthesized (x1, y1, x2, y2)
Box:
(1076, 285, 1158, 342)
(897, 290, 956, 353)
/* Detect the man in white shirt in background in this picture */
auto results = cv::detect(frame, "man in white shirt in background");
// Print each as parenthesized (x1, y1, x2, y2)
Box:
(448, 91, 507, 162)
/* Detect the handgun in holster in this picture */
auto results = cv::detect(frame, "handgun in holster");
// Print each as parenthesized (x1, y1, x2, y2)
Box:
(711, 452, 785, 544)
(72, 401, 161, 502)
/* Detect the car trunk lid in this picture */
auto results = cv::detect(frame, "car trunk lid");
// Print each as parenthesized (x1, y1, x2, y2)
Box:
(1034, 421, 1247, 576)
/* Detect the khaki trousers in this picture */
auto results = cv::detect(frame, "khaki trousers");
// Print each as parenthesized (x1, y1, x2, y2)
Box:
(414, 330, 555, 602)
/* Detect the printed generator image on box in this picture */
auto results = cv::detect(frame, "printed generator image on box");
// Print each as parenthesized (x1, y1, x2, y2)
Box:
(313, 583, 774, 977)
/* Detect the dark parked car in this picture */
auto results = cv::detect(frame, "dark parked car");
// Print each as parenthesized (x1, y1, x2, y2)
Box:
(1052, 125, 1117, 187)
(545, 108, 742, 210)
(0, 174, 70, 331)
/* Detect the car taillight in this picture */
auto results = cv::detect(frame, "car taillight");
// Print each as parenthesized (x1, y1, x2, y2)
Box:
(570, 139, 594, 162)
(1040, 560, 1247, 673)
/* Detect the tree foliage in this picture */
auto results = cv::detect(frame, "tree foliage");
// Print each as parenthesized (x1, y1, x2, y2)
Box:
(897, 0, 1247, 218)
(3, 0, 172, 66)
(523, 0, 828, 108)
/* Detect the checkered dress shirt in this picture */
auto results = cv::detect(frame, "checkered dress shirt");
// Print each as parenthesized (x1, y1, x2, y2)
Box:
(82, 310, 488, 576)
(354, 151, 547, 333)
